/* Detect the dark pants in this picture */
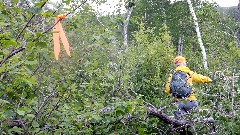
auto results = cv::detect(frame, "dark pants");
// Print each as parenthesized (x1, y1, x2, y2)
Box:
(174, 100, 198, 119)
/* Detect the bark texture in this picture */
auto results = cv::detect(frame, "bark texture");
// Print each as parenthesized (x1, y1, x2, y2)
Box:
(187, 0, 208, 69)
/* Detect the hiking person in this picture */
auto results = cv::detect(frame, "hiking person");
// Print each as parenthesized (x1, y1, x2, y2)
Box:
(164, 56, 212, 119)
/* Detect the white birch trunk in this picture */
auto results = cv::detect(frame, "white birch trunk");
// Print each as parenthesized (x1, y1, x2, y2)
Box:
(231, 73, 235, 116)
(187, 0, 208, 69)
(178, 21, 183, 55)
(123, 6, 134, 48)
(178, 35, 184, 56)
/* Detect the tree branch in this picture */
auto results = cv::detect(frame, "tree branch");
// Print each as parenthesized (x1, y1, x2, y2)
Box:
(147, 107, 191, 127)
(1, 2, 48, 67)
(1, 0, 88, 67)
(42, 0, 87, 34)
(147, 106, 216, 134)
(16, 1, 48, 41)
(0, 47, 25, 67)
(1, 119, 25, 129)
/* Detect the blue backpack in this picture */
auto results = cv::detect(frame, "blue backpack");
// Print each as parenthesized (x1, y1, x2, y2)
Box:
(170, 71, 192, 98)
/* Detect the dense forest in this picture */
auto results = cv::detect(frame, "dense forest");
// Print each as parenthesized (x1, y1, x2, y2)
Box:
(0, 0, 239, 134)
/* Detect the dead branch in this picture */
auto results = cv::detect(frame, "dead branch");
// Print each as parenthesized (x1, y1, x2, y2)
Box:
(147, 106, 216, 134)
(147, 107, 191, 127)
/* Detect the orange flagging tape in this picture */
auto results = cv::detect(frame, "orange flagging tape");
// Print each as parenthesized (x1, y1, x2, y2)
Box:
(53, 14, 71, 60)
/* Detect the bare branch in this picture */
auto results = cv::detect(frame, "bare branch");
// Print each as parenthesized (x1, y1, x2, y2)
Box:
(0, 47, 25, 67)
(36, 87, 58, 117)
(16, 1, 48, 41)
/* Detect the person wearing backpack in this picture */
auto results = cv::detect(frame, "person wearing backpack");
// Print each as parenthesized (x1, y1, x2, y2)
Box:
(164, 56, 212, 119)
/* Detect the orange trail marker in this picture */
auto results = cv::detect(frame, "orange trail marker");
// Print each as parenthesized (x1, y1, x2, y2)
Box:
(53, 14, 71, 60)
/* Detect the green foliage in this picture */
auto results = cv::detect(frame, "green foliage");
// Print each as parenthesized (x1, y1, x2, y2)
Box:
(125, 23, 174, 103)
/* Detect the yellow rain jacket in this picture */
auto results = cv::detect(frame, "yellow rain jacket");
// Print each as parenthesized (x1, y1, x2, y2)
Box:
(165, 66, 212, 101)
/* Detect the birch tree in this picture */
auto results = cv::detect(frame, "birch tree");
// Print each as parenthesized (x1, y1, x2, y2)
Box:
(187, 0, 208, 69)
(123, 5, 134, 48)
(177, 20, 184, 55)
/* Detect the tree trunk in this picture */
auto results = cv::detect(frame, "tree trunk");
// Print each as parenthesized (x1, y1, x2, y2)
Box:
(178, 36, 184, 55)
(231, 73, 235, 115)
(123, 6, 134, 48)
(178, 20, 184, 55)
(187, 0, 208, 69)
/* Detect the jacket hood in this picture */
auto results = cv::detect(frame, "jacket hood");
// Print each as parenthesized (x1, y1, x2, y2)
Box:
(175, 66, 190, 73)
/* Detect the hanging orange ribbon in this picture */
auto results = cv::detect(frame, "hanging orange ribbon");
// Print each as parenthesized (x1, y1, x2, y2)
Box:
(53, 14, 71, 60)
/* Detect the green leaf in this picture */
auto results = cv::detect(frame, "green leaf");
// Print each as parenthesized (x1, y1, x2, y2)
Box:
(62, 0, 71, 5)
(25, 60, 38, 65)
(34, 1, 47, 7)
(54, 129, 64, 135)
(26, 114, 35, 119)
(0, 64, 6, 72)
(0, 22, 10, 26)
(12, 7, 21, 14)
(1, 39, 18, 47)
(7, 61, 23, 70)
(29, 77, 37, 84)
(30, 7, 42, 14)
(137, 127, 145, 134)
(36, 42, 47, 48)
(70, 83, 77, 90)
(8, 126, 23, 134)
(32, 120, 40, 128)
(104, 116, 113, 122)
(26, 42, 35, 47)
(106, 73, 114, 80)
(30, 128, 40, 133)
(42, 51, 50, 60)
(92, 115, 102, 122)
(35, 32, 44, 37)
(17, 109, 25, 116)
(92, 61, 98, 67)
(5, 110, 15, 117)
(16, 77, 36, 87)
